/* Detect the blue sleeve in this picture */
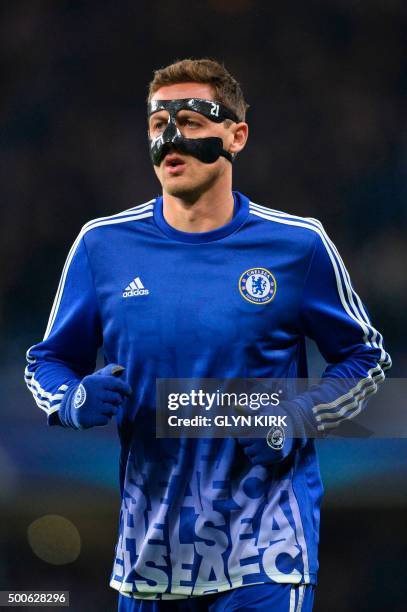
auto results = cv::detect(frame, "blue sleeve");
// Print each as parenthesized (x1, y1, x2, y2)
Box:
(24, 233, 102, 425)
(293, 225, 392, 434)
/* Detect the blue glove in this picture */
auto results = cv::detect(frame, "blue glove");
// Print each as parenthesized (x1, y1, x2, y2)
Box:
(237, 400, 309, 466)
(58, 364, 132, 429)
(238, 432, 297, 466)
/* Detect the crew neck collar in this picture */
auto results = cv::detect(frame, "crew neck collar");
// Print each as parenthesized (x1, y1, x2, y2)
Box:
(153, 191, 250, 243)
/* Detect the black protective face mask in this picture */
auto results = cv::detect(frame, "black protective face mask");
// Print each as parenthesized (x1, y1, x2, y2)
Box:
(147, 98, 239, 166)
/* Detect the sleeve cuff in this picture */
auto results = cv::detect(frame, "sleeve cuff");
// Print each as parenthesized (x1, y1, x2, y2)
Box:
(290, 397, 322, 437)
(51, 381, 81, 429)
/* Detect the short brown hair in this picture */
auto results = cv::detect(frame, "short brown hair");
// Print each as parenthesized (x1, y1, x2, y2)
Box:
(148, 58, 248, 122)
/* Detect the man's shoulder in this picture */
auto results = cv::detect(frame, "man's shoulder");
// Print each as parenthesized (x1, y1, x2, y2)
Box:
(79, 198, 156, 241)
(247, 198, 325, 246)
(248, 198, 323, 235)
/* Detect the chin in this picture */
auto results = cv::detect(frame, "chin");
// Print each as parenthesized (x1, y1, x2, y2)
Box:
(163, 172, 220, 201)
(163, 179, 202, 200)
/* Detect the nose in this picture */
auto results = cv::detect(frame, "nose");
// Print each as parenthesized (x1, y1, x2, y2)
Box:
(162, 118, 179, 142)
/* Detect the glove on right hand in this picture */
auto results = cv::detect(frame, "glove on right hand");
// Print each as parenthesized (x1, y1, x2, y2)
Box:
(59, 364, 132, 429)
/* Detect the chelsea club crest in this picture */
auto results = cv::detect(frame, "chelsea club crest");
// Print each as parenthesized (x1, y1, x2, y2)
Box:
(266, 425, 285, 450)
(239, 268, 277, 304)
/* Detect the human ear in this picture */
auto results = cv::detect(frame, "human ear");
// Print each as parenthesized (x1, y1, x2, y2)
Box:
(228, 122, 249, 155)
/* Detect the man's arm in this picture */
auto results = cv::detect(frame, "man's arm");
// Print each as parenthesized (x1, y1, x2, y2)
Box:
(239, 222, 392, 466)
(25, 233, 103, 425)
(292, 221, 392, 434)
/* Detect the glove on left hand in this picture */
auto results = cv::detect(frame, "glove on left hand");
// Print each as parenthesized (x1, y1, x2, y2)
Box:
(237, 400, 307, 466)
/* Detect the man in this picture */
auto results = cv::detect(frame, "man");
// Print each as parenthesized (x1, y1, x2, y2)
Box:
(25, 59, 391, 611)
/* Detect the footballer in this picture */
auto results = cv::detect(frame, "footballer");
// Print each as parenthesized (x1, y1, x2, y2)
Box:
(25, 59, 391, 611)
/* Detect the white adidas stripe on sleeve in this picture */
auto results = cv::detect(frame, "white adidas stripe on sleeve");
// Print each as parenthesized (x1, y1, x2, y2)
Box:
(249, 202, 391, 430)
(44, 201, 155, 340)
(25, 200, 155, 415)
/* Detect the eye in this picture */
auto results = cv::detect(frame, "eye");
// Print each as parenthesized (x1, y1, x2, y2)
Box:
(150, 117, 167, 134)
(181, 118, 202, 130)
(153, 120, 165, 131)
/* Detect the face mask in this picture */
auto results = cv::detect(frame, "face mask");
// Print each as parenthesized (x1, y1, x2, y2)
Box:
(147, 98, 238, 166)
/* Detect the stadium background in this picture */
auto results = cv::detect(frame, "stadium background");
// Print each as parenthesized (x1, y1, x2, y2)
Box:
(1, 1, 406, 610)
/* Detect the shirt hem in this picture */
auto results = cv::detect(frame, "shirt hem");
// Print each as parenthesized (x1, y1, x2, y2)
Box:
(110, 573, 317, 600)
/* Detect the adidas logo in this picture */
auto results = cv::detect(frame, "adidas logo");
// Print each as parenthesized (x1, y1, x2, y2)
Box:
(123, 277, 149, 298)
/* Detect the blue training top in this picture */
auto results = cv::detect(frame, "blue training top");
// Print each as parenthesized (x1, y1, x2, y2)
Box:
(25, 192, 391, 600)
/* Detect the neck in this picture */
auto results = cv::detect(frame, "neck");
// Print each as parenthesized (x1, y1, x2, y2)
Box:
(162, 175, 234, 233)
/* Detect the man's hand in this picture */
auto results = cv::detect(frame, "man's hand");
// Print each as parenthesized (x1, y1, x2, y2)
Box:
(237, 432, 296, 466)
(59, 364, 132, 429)
(237, 400, 307, 466)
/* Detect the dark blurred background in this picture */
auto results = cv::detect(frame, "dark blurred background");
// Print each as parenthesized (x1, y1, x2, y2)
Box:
(1, 1, 406, 611)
